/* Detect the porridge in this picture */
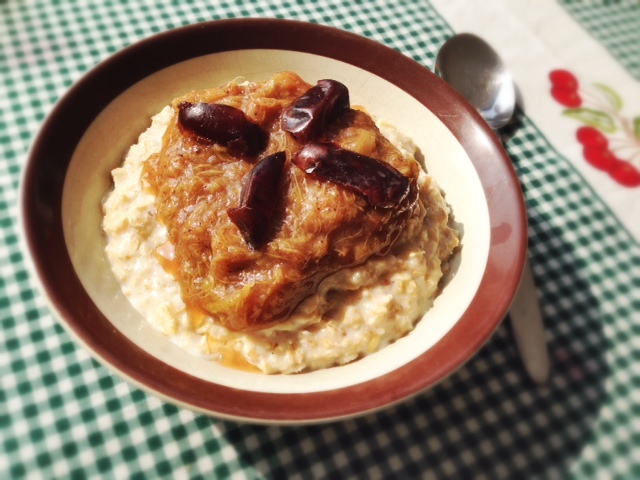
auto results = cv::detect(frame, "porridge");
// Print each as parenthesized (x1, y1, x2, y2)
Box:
(102, 72, 460, 373)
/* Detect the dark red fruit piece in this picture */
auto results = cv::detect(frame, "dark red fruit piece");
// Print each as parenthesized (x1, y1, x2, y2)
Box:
(177, 102, 268, 157)
(609, 160, 640, 187)
(549, 69, 579, 91)
(282, 79, 350, 143)
(576, 126, 608, 149)
(228, 152, 286, 249)
(551, 87, 582, 108)
(583, 147, 616, 171)
(292, 142, 410, 209)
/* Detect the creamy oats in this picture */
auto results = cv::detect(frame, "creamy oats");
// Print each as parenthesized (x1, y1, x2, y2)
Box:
(102, 75, 459, 374)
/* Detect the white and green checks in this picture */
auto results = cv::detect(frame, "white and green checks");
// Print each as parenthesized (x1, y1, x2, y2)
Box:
(2, 1, 639, 478)
(559, 0, 640, 81)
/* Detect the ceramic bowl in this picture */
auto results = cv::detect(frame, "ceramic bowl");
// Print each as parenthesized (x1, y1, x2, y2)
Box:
(20, 18, 527, 424)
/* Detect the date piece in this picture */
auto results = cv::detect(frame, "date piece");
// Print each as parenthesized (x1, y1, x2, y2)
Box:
(293, 142, 410, 209)
(282, 79, 350, 143)
(177, 102, 268, 157)
(228, 151, 286, 249)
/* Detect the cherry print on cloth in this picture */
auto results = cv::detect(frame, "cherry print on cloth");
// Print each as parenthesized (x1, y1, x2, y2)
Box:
(549, 69, 640, 187)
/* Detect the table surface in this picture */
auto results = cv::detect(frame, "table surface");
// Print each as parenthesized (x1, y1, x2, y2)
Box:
(2, 0, 639, 478)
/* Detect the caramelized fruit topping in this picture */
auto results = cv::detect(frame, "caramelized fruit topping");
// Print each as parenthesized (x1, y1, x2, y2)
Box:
(227, 152, 286, 249)
(293, 142, 411, 209)
(282, 79, 350, 143)
(177, 102, 268, 157)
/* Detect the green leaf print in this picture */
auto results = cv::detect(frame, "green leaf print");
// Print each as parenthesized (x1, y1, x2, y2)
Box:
(563, 108, 616, 133)
(593, 83, 623, 112)
(633, 116, 640, 140)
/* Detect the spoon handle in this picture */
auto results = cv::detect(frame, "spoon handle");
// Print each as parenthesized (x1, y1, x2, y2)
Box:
(509, 257, 550, 384)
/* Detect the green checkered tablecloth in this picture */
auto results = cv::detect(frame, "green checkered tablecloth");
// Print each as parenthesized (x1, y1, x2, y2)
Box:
(559, 0, 640, 81)
(2, 0, 639, 478)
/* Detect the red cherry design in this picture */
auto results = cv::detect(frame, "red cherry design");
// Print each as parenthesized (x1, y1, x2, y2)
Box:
(549, 69, 639, 188)
(551, 87, 582, 108)
(583, 147, 616, 171)
(549, 69, 582, 107)
(549, 70, 579, 91)
(609, 161, 640, 187)
(576, 126, 608, 149)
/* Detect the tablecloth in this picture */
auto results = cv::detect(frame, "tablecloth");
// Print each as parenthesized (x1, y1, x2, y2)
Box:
(1, 0, 639, 478)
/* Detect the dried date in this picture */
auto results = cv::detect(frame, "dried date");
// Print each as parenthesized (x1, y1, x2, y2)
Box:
(228, 151, 286, 249)
(282, 79, 350, 143)
(292, 142, 411, 209)
(177, 102, 268, 157)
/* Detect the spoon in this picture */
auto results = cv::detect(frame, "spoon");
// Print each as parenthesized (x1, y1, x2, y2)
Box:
(435, 33, 550, 384)
(435, 33, 515, 129)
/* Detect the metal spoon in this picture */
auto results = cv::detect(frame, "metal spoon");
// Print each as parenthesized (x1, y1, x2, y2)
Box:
(435, 33, 550, 384)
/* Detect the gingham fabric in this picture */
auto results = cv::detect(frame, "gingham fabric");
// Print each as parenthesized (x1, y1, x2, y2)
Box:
(559, 0, 640, 81)
(1, 1, 639, 479)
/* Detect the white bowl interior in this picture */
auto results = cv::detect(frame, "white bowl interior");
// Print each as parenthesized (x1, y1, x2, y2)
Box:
(62, 49, 490, 394)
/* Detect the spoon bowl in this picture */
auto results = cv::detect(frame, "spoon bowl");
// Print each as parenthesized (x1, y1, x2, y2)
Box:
(435, 33, 516, 130)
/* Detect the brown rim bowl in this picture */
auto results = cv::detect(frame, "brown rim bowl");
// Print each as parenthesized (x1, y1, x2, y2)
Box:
(19, 18, 527, 424)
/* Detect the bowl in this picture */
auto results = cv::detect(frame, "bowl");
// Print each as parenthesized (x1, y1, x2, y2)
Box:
(19, 18, 527, 424)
